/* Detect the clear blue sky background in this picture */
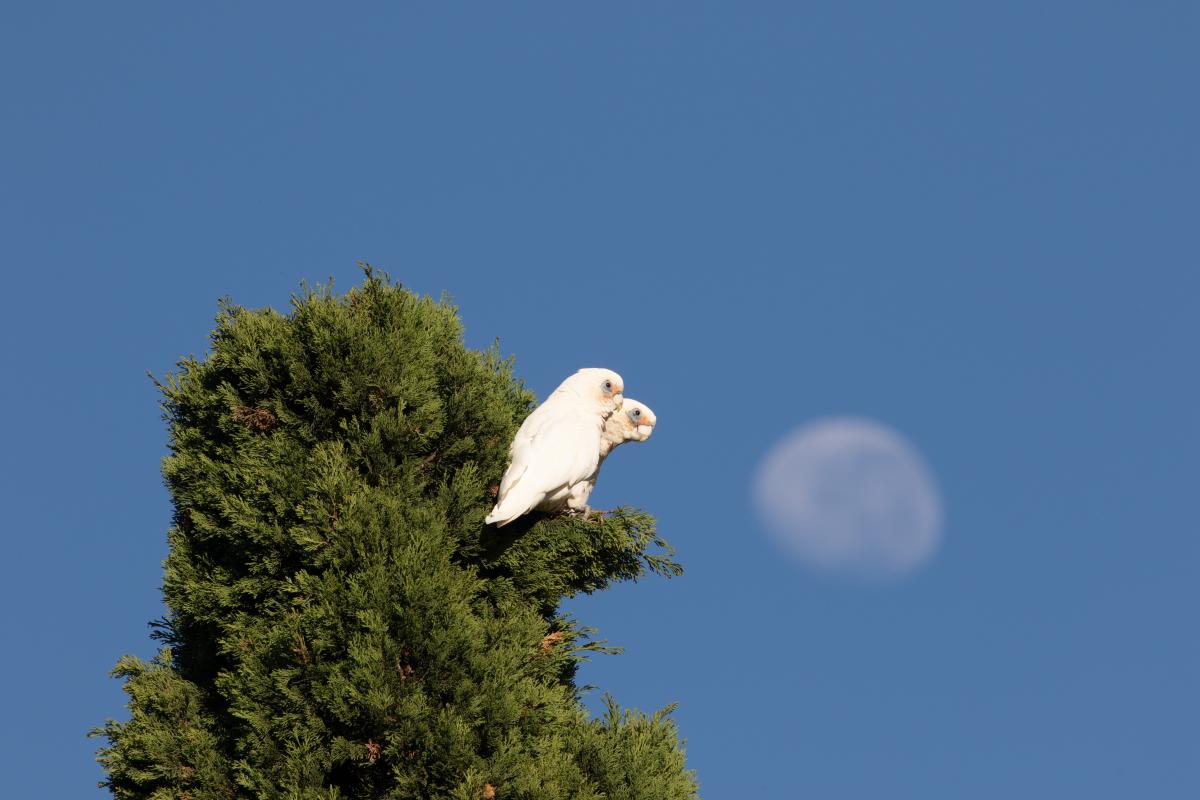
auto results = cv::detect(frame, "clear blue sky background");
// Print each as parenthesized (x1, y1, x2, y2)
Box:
(2, 3, 1196, 797)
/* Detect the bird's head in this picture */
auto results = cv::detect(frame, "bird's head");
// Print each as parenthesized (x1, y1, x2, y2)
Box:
(603, 398, 657, 451)
(566, 367, 624, 414)
(621, 399, 657, 441)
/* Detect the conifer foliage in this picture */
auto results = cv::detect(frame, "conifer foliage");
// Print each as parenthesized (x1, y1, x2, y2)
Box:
(93, 270, 696, 799)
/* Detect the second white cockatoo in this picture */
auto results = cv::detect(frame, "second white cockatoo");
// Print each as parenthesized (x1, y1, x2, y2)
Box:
(485, 368, 624, 527)
(561, 398, 657, 516)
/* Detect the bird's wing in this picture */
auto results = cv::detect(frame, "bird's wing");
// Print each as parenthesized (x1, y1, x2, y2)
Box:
(488, 400, 599, 524)
(521, 414, 599, 491)
(496, 400, 558, 499)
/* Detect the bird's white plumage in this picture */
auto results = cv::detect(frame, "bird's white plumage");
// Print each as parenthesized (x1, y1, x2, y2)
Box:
(485, 368, 624, 526)
(562, 398, 657, 513)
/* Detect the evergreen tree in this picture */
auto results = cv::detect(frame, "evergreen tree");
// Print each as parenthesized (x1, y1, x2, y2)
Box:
(93, 269, 697, 799)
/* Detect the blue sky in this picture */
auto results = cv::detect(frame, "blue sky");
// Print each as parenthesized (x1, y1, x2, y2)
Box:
(2, 3, 1196, 797)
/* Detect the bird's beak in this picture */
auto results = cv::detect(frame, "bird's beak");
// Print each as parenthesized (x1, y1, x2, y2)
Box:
(637, 423, 654, 440)
(612, 392, 624, 406)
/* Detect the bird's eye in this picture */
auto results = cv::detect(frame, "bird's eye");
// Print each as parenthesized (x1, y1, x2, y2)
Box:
(630, 408, 641, 419)
(603, 380, 613, 392)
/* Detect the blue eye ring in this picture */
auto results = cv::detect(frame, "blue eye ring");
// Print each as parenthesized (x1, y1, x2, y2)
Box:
(603, 380, 613, 392)
(630, 408, 641, 419)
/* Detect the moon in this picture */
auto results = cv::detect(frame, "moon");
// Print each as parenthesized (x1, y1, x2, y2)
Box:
(753, 417, 944, 577)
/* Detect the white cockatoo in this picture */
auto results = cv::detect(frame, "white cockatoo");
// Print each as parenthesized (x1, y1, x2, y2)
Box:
(561, 398, 657, 516)
(485, 368, 624, 527)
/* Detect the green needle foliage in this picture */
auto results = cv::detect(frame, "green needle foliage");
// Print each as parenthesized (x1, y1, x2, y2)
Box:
(93, 269, 696, 800)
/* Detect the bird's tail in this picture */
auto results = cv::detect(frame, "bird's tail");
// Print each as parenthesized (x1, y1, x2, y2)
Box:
(484, 505, 519, 527)
(484, 488, 538, 527)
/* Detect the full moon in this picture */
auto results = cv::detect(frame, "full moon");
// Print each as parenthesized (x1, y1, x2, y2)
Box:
(753, 417, 944, 577)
